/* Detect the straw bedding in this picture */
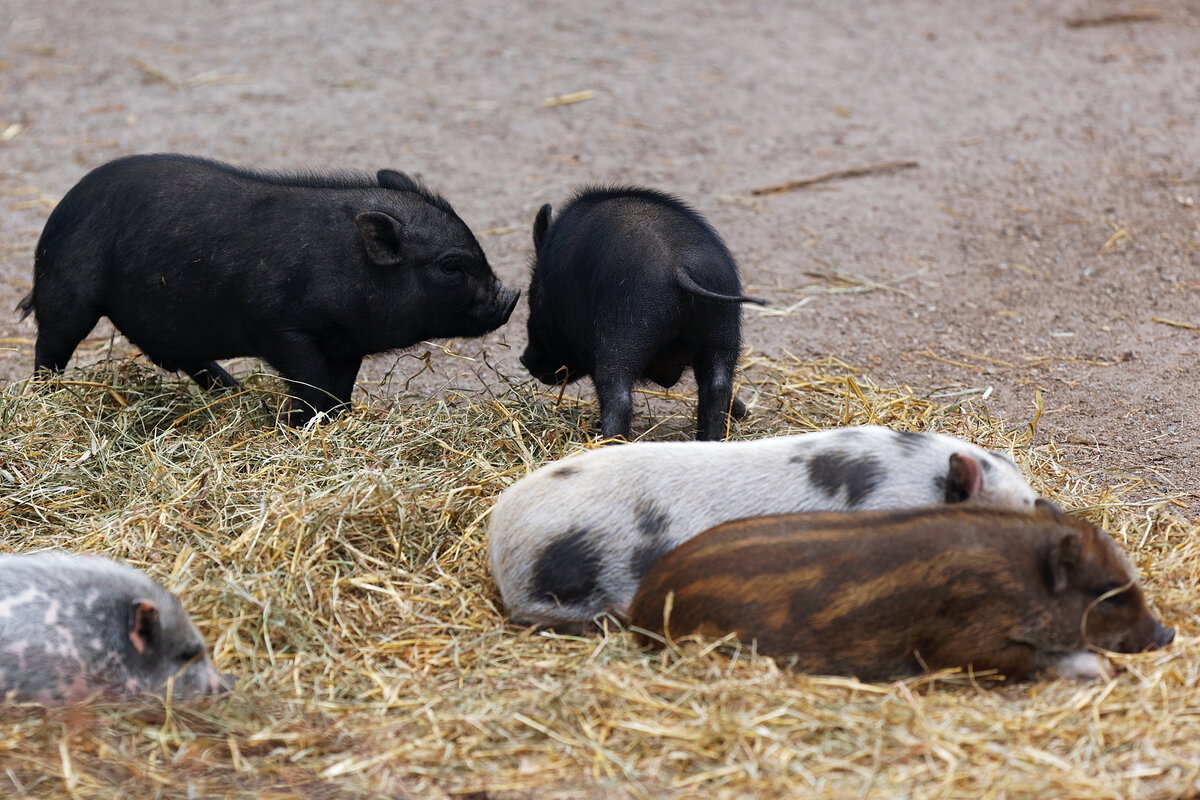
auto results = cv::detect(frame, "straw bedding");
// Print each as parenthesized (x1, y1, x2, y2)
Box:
(0, 353, 1195, 799)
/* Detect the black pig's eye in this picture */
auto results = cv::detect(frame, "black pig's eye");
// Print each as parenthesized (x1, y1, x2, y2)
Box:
(437, 260, 467, 279)
(178, 647, 201, 663)
(1097, 583, 1131, 605)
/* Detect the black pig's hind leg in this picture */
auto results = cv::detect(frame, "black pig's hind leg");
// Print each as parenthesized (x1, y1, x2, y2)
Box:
(182, 361, 239, 391)
(31, 307, 102, 375)
(593, 364, 636, 442)
(693, 346, 739, 441)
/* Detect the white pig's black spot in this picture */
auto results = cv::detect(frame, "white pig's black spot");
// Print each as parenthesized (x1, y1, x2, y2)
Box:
(550, 465, 580, 478)
(809, 451, 885, 507)
(630, 540, 675, 580)
(532, 528, 603, 606)
(635, 500, 670, 538)
(891, 429, 925, 453)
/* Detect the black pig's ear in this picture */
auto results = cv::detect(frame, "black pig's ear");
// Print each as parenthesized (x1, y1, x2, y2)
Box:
(356, 212, 405, 266)
(128, 600, 161, 655)
(376, 169, 420, 192)
(1044, 530, 1081, 593)
(533, 204, 552, 251)
(944, 453, 982, 503)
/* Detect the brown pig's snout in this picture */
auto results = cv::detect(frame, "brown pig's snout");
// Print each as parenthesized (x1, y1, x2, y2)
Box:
(1125, 618, 1176, 653)
(1151, 622, 1175, 650)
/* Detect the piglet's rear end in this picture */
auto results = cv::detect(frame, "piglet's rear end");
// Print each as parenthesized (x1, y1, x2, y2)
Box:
(522, 186, 763, 441)
(629, 506, 1173, 682)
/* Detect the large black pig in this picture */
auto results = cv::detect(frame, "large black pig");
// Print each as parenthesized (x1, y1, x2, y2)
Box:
(19, 154, 519, 425)
(522, 186, 764, 441)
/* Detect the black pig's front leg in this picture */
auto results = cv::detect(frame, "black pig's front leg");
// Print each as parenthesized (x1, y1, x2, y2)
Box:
(260, 333, 339, 426)
(327, 357, 363, 415)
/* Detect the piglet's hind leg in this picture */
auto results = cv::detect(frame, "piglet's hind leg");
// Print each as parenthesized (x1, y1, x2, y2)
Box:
(183, 361, 239, 391)
(693, 347, 739, 441)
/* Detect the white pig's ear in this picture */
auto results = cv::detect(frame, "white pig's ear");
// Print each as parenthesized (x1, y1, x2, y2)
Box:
(356, 212, 405, 266)
(128, 600, 161, 655)
(1044, 530, 1081, 593)
(533, 204, 552, 251)
(944, 453, 983, 503)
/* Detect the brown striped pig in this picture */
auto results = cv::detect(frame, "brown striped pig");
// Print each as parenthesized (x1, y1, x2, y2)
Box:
(0, 551, 230, 703)
(628, 505, 1174, 681)
(488, 425, 1040, 630)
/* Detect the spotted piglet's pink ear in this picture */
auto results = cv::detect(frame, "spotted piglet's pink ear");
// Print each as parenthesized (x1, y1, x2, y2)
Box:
(128, 600, 160, 654)
(945, 453, 983, 503)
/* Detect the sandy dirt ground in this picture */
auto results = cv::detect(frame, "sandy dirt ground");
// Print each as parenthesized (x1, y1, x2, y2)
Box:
(1, 0, 1197, 506)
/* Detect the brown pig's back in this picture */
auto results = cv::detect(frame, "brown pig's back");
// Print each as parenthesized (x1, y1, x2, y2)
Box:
(629, 506, 1099, 680)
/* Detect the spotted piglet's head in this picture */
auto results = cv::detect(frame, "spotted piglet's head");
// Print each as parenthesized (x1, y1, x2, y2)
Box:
(944, 450, 1039, 511)
(124, 592, 230, 698)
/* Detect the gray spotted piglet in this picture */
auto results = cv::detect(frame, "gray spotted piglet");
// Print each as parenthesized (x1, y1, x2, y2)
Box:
(0, 551, 228, 703)
(488, 425, 1040, 630)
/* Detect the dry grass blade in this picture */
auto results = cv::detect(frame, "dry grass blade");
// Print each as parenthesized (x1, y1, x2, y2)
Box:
(750, 160, 919, 196)
(542, 90, 596, 108)
(0, 355, 1195, 799)
(748, 263, 923, 316)
(1151, 316, 1198, 331)
(1065, 9, 1163, 28)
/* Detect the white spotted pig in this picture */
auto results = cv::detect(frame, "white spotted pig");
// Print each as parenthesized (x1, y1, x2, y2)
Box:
(629, 505, 1175, 681)
(0, 551, 229, 703)
(488, 425, 1040, 630)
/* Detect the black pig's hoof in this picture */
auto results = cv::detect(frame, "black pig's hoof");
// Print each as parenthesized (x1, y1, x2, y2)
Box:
(185, 362, 240, 392)
(730, 396, 749, 420)
(278, 398, 351, 427)
(28, 368, 63, 391)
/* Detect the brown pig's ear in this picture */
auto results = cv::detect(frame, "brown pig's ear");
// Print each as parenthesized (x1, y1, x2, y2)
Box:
(945, 453, 983, 503)
(1044, 531, 1082, 593)
(128, 600, 161, 655)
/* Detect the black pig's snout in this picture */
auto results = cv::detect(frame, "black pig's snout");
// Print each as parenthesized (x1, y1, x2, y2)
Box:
(468, 285, 519, 335)
(499, 288, 520, 324)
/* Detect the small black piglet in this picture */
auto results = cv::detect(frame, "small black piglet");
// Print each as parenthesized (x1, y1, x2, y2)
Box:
(521, 186, 764, 441)
(20, 154, 519, 425)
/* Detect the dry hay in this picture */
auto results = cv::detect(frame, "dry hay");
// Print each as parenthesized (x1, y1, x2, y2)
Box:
(0, 353, 1196, 800)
